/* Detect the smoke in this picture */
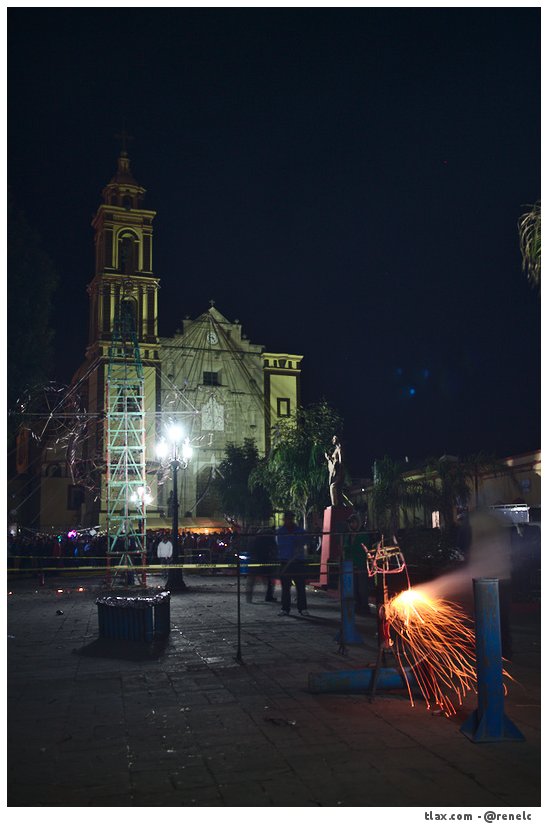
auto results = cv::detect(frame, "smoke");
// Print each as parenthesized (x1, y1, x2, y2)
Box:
(416, 509, 512, 602)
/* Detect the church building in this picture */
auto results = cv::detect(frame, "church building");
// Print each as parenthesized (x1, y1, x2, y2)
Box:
(28, 149, 303, 533)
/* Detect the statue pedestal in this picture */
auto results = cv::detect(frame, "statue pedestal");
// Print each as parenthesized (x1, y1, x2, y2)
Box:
(319, 505, 352, 588)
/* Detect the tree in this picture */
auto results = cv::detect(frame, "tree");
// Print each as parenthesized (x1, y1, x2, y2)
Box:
(460, 451, 513, 509)
(518, 200, 541, 291)
(369, 456, 435, 539)
(8, 194, 58, 435)
(424, 453, 514, 528)
(250, 400, 343, 531)
(212, 439, 272, 527)
(423, 455, 471, 530)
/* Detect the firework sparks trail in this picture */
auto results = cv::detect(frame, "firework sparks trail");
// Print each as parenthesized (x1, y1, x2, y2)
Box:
(385, 588, 478, 717)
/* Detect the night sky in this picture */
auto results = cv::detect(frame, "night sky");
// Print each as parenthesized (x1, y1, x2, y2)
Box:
(8, 8, 540, 476)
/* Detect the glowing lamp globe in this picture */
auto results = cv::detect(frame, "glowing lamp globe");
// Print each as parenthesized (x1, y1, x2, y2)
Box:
(156, 440, 169, 460)
(167, 423, 185, 444)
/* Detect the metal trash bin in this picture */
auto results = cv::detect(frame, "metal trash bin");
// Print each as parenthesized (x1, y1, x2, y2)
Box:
(96, 592, 171, 641)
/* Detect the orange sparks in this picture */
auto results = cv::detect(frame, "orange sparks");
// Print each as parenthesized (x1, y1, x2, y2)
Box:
(385, 588, 477, 717)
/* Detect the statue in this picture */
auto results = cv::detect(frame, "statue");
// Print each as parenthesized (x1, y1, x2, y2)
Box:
(325, 435, 344, 507)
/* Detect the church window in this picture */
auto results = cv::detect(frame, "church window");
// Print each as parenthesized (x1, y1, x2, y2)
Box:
(118, 230, 139, 274)
(122, 195, 132, 210)
(277, 398, 291, 418)
(203, 371, 221, 386)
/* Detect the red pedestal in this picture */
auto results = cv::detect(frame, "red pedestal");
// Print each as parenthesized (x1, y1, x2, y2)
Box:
(319, 505, 352, 588)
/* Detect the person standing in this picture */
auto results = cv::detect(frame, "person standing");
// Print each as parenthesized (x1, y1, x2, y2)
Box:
(246, 527, 278, 603)
(343, 513, 371, 614)
(157, 533, 173, 564)
(276, 511, 309, 616)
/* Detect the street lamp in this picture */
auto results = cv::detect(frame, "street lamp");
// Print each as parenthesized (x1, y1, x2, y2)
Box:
(156, 426, 193, 591)
(130, 485, 153, 507)
(129, 485, 153, 586)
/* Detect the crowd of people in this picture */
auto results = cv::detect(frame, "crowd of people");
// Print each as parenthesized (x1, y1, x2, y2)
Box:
(6, 529, 237, 570)
(7, 516, 375, 622)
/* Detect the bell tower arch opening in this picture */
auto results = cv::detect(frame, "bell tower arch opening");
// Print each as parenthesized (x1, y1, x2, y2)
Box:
(117, 229, 140, 274)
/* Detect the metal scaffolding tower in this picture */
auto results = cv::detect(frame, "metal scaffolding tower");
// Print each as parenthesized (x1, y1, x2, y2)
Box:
(105, 297, 147, 587)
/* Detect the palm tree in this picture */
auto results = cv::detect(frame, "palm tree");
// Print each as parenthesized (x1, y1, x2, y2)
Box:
(518, 201, 541, 291)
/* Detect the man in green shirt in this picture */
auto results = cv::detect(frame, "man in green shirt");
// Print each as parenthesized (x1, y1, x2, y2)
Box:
(343, 513, 371, 614)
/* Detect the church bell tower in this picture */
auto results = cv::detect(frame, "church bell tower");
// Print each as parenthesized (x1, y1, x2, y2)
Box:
(74, 141, 162, 529)
(86, 142, 160, 363)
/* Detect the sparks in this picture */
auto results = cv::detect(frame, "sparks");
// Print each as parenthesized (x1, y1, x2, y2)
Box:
(385, 588, 477, 717)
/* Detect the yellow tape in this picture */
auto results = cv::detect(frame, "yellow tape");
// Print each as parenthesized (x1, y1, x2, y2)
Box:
(7, 562, 323, 572)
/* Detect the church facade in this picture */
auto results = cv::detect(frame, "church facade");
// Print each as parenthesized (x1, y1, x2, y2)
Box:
(26, 150, 303, 533)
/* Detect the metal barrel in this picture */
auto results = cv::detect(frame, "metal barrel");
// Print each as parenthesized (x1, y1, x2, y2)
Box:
(144, 607, 154, 642)
(154, 598, 170, 638)
(97, 603, 105, 637)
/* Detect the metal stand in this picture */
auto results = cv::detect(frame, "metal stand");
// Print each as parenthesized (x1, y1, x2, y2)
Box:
(308, 541, 416, 700)
(105, 297, 148, 588)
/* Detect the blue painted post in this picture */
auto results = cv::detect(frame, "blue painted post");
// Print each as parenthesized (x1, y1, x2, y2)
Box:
(309, 666, 416, 694)
(334, 560, 364, 645)
(461, 578, 524, 743)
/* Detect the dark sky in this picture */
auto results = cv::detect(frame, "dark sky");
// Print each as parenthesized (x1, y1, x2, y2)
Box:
(8, 8, 540, 475)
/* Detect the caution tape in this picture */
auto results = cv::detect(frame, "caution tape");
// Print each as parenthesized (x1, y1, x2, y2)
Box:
(7, 561, 324, 573)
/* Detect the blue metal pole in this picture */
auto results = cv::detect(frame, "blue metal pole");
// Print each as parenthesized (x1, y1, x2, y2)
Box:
(309, 666, 416, 694)
(461, 578, 524, 743)
(334, 560, 364, 645)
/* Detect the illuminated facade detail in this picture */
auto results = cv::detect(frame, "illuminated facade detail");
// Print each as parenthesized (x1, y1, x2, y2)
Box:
(158, 312, 303, 520)
(262, 352, 303, 450)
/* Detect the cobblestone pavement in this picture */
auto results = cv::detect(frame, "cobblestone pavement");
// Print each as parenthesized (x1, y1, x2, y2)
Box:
(7, 572, 541, 807)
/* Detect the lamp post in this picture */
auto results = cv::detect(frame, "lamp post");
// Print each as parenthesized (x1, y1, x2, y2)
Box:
(156, 424, 193, 592)
(130, 485, 153, 587)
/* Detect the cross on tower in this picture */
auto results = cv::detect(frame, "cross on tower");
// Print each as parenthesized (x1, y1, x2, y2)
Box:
(114, 129, 134, 154)
(209, 299, 216, 307)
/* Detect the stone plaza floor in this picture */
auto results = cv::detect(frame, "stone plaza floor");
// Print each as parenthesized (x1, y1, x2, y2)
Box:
(6, 571, 541, 807)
